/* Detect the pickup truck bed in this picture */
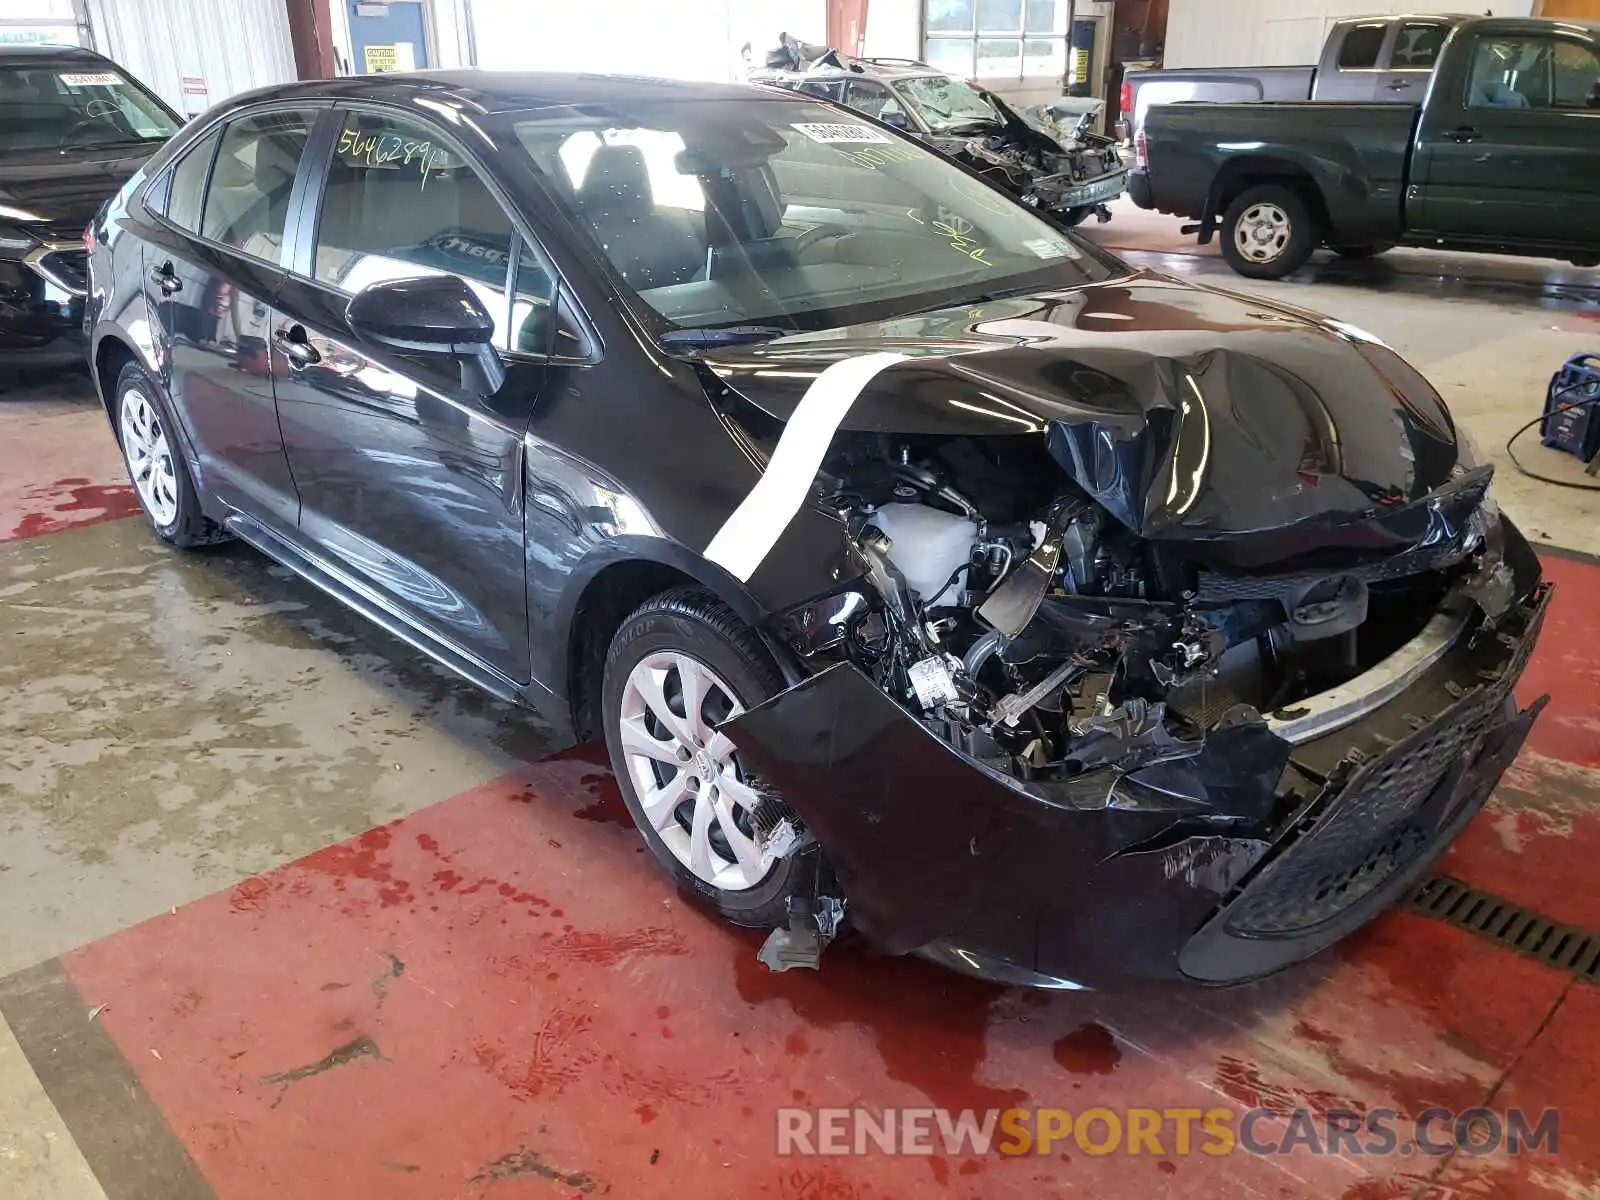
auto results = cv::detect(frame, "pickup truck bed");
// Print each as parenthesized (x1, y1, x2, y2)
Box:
(1134, 101, 1418, 248)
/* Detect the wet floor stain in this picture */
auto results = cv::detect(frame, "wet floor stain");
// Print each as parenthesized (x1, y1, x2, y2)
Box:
(573, 771, 632, 826)
(4, 479, 140, 542)
(1050, 1022, 1122, 1075)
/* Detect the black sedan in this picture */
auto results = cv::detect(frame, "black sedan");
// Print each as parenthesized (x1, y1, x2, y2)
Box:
(0, 44, 180, 373)
(86, 71, 1548, 989)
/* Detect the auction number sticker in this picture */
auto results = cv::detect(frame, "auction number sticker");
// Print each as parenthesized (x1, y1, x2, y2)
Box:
(1023, 236, 1080, 260)
(59, 73, 122, 88)
(792, 122, 891, 145)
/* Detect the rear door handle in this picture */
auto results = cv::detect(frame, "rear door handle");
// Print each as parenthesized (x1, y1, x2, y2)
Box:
(1447, 125, 1481, 143)
(149, 263, 182, 296)
(273, 325, 322, 368)
(1385, 79, 1413, 91)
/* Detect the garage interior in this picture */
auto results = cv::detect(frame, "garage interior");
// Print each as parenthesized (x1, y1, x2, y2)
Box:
(1, 1, 1598, 1198)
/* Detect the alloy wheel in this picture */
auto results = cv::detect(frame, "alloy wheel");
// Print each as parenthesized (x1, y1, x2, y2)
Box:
(618, 651, 770, 892)
(120, 388, 179, 527)
(1235, 202, 1292, 265)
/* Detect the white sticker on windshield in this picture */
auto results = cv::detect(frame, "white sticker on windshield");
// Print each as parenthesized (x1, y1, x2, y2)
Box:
(58, 73, 123, 88)
(791, 122, 891, 145)
(1023, 236, 1080, 260)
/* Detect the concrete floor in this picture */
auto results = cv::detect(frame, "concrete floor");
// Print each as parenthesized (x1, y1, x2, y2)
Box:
(0, 202, 1596, 1199)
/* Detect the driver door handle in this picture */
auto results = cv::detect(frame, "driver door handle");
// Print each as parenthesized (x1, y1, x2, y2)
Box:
(273, 324, 322, 368)
(1447, 125, 1481, 143)
(149, 262, 182, 296)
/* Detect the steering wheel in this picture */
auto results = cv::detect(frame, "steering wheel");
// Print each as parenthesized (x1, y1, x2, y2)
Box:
(58, 115, 116, 148)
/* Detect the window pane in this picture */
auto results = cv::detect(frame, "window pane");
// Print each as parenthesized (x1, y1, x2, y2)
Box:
(1022, 38, 1067, 79)
(1466, 36, 1561, 109)
(0, 63, 179, 154)
(1552, 41, 1600, 108)
(511, 240, 555, 355)
(1024, 0, 1058, 35)
(200, 110, 314, 262)
(1337, 24, 1385, 70)
(164, 129, 219, 232)
(978, 0, 1021, 34)
(976, 38, 1022, 79)
(314, 111, 515, 346)
(923, 38, 975, 78)
(1393, 23, 1446, 69)
(927, 0, 974, 34)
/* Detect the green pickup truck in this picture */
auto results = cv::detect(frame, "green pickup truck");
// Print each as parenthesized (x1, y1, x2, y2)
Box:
(1128, 17, 1600, 279)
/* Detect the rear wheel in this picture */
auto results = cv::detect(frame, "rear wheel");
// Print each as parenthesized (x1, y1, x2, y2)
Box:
(114, 363, 228, 548)
(601, 587, 808, 928)
(1220, 184, 1317, 280)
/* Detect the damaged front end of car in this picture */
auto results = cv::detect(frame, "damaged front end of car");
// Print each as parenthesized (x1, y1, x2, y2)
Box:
(698, 289, 1550, 988)
(948, 93, 1129, 224)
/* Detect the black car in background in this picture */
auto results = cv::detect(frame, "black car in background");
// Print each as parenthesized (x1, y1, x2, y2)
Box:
(0, 44, 180, 374)
(87, 72, 1546, 989)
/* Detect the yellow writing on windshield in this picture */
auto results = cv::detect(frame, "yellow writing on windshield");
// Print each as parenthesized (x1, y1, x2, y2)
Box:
(905, 209, 991, 266)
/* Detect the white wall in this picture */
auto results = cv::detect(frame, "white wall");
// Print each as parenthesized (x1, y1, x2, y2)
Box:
(1164, 0, 1537, 68)
(862, 0, 920, 59)
(84, 0, 296, 112)
(465, 0, 824, 81)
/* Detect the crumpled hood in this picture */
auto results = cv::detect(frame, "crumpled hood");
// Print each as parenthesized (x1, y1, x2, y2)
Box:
(0, 146, 155, 228)
(703, 271, 1476, 568)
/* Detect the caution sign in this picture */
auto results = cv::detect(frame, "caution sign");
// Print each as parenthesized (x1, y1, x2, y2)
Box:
(364, 44, 398, 74)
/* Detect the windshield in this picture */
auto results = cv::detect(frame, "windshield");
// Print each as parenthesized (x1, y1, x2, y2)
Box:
(510, 98, 1117, 332)
(893, 75, 998, 131)
(0, 63, 179, 154)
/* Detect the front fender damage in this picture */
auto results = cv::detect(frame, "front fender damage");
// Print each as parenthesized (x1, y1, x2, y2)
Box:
(725, 660, 1290, 976)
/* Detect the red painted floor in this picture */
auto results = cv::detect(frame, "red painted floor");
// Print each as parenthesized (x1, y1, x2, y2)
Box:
(7, 369, 1600, 1198)
(55, 546, 1600, 1200)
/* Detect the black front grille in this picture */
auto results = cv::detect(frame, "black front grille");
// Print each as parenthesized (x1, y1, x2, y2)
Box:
(1225, 591, 1546, 937)
(1197, 536, 1477, 602)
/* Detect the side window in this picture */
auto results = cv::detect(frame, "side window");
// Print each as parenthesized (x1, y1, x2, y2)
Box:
(200, 110, 315, 261)
(1337, 23, 1386, 71)
(313, 110, 516, 348)
(510, 239, 556, 355)
(843, 81, 905, 124)
(1392, 23, 1447, 70)
(1466, 36, 1596, 110)
(161, 128, 221, 231)
(1552, 41, 1600, 109)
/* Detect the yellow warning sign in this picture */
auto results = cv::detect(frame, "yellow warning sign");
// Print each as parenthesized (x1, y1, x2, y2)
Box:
(364, 44, 398, 74)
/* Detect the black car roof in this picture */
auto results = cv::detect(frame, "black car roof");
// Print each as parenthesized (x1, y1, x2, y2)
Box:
(0, 44, 112, 62)
(223, 70, 793, 117)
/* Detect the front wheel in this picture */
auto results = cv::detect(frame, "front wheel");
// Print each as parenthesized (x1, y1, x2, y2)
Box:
(1220, 184, 1317, 280)
(601, 587, 809, 928)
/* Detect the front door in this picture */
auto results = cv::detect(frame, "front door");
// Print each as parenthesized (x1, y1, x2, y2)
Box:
(144, 107, 318, 527)
(272, 107, 557, 681)
(1415, 29, 1600, 245)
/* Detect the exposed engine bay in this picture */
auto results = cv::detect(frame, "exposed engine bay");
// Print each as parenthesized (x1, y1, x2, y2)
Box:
(954, 96, 1128, 223)
(790, 430, 1500, 792)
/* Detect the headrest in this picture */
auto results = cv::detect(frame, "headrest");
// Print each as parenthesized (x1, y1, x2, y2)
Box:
(578, 144, 653, 218)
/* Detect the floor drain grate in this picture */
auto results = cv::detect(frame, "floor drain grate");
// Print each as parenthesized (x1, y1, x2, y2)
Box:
(1406, 875, 1600, 983)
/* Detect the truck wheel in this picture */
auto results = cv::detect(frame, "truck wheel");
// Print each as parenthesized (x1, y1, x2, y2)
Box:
(1333, 243, 1394, 260)
(1221, 185, 1317, 279)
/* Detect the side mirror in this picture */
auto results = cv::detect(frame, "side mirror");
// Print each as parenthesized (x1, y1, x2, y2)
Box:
(880, 109, 911, 130)
(346, 274, 505, 395)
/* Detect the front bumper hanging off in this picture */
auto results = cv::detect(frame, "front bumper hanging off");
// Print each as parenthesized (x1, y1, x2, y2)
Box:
(727, 584, 1550, 988)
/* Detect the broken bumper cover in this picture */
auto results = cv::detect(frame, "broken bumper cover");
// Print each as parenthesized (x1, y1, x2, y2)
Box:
(727, 585, 1550, 988)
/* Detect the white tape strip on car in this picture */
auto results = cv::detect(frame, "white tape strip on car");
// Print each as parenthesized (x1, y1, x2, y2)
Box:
(704, 351, 909, 583)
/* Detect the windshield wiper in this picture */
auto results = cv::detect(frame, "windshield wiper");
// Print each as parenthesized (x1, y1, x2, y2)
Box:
(659, 325, 791, 350)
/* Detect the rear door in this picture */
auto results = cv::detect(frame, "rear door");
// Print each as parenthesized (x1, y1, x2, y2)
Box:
(1376, 19, 1452, 103)
(271, 105, 553, 681)
(1415, 28, 1600, 244)
(142, 106, 321, 527)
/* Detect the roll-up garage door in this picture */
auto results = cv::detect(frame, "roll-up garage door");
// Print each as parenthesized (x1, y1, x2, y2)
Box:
(84, 0, 296, 115)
